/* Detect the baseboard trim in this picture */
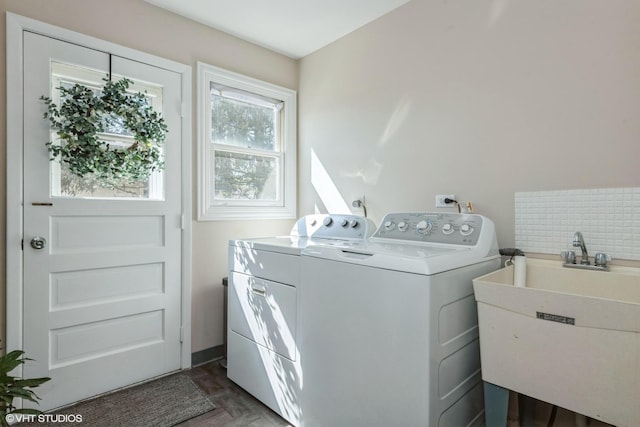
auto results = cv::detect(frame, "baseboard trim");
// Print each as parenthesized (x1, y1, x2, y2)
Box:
(191, 345, 224, 366)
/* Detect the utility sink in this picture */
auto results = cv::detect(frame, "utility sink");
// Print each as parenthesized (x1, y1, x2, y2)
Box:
(473, 258, 640, 427)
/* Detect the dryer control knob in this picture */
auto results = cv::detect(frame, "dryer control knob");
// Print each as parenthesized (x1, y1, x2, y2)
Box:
(323, 217, 333, 227)
(460, 224, 473, 235)
(397, 221, 409, 232)
(340, 219, 349, 227)
(442, 223, 454, 234)
(384, 221, 395, 231)
(416, 220, 433, 234)
(350, 220, 359, 228)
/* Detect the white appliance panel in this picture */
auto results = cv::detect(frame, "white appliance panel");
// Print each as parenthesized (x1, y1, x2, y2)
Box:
(228, 332, 302, 425)
(299, 256, 500, 427)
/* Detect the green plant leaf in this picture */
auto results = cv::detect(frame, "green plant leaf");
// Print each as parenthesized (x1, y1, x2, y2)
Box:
(40, 75, 167, 184)
(12, 377, 50, 388)
(0, 346, 50, 419)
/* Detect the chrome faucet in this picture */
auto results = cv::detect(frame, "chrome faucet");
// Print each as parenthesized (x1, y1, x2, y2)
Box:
(562, 232, 610, 271)
(572, 231, 589, 265)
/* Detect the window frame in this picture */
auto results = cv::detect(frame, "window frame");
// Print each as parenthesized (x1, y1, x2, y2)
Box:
(197, 62, 297, 220)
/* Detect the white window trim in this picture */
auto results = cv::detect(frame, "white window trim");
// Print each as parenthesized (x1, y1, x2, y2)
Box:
(197, 62, 297, 221)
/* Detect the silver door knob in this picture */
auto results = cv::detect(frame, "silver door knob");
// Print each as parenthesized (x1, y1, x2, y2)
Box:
(30, 236, 47, 250)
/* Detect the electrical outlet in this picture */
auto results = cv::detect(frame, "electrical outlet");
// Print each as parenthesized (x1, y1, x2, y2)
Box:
(435, 194, 456, 208)
(351, 195, 365, 208)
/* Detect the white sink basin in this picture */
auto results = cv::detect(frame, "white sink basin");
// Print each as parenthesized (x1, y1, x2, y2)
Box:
(473, 258, 640, 427)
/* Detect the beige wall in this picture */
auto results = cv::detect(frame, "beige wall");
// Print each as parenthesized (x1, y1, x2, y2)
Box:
(298, 0, 640, 250)
(0, 0, 297, 353)
(4, 0, 640, 358)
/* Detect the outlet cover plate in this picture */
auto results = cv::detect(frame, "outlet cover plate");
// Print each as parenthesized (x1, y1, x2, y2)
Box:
(435, 194, 456, 208)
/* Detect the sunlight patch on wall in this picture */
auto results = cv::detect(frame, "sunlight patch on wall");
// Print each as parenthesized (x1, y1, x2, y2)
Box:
(310, 149, 350, 214)
(379, 96, 412, 147)
(488, 0, 510, 27)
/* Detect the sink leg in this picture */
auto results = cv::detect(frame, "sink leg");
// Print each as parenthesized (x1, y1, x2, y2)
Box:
(575, 413, 587, 427)
(518, 394, 536, 427)
(484, 381, 509, 427)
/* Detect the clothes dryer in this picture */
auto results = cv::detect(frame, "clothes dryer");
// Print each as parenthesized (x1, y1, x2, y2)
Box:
(227, 214, 375, 426)
(299, 212, 500, 427)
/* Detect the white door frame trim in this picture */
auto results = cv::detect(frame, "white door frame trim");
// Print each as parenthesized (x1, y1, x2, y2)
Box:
(5, 12, 193, 370)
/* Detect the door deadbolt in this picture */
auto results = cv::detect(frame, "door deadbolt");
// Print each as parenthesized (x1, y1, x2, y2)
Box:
(30, 236, 47, 250)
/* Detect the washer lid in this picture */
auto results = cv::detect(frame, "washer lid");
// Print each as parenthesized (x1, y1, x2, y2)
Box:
(230, 236, 311, 255)
(302, 241, 495, 275)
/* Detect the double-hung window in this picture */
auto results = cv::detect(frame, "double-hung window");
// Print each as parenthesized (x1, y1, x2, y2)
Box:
(197, 62, 296, 220)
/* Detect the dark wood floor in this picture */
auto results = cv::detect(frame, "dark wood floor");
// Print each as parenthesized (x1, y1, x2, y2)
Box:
(180, 361, 615, 427)
(178, 360, 292, 427)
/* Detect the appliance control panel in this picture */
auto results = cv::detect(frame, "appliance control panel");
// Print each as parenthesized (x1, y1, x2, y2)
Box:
(291, 214, 376, 240)
(372, 212, 483, 246)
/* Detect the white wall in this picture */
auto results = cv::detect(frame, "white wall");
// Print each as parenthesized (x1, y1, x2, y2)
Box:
(0, 0, 297, 353)
(298, 0, 640, 251)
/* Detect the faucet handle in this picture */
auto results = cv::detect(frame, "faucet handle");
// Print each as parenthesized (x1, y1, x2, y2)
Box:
(594, 253, 610, 267)
(561, 250, 576, 264)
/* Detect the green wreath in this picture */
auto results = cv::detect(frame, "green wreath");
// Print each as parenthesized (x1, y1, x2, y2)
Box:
(41, 77, 167, 184)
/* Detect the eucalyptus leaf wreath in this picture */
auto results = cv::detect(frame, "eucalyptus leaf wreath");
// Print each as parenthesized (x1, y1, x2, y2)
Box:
(40, 77, 167, 184)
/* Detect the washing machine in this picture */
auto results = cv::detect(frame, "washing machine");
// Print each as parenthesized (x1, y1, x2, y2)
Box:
(227, 214, 376, 426)
(299, 212, 500, 427)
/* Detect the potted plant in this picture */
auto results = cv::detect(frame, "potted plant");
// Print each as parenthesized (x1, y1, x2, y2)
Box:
(0, 347, 50, 426)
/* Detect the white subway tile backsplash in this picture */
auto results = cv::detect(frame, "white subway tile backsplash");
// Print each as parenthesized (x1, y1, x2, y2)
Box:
(515, 187, 640, 261)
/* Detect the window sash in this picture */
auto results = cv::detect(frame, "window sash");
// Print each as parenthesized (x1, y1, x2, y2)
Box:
(211, 145, 284, 206)
(211, 83, 284, 111)
(210, 92, 282, 153)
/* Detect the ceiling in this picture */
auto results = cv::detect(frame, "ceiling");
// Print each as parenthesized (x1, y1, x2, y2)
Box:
(144, 0, 412, 59)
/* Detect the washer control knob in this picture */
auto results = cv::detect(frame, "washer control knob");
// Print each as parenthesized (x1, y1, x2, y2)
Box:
(310, 218, 317, 226)
(397, 221, 409, 232)
(340, 218, 349, 227)
(442, 223, 454, 234)
(350, 220, 359, 228)
(416, 220, 433, 234)
(460, 224, 473, 235)
(384, 221, 396, 231)
(323, 216, 333, 227)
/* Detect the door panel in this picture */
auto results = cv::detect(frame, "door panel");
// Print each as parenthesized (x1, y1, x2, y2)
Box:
(50, 262, 164, 308)
(50, 215, 165, 251)
(22, 31, 183, 410)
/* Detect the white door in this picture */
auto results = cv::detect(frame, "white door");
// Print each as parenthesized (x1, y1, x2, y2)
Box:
(21, 31, 184, 410)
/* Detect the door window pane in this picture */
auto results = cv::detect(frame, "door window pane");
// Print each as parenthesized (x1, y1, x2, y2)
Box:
(49, 62, 164, 200)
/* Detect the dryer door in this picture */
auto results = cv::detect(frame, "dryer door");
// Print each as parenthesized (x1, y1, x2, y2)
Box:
(229, 272, 297, 361)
